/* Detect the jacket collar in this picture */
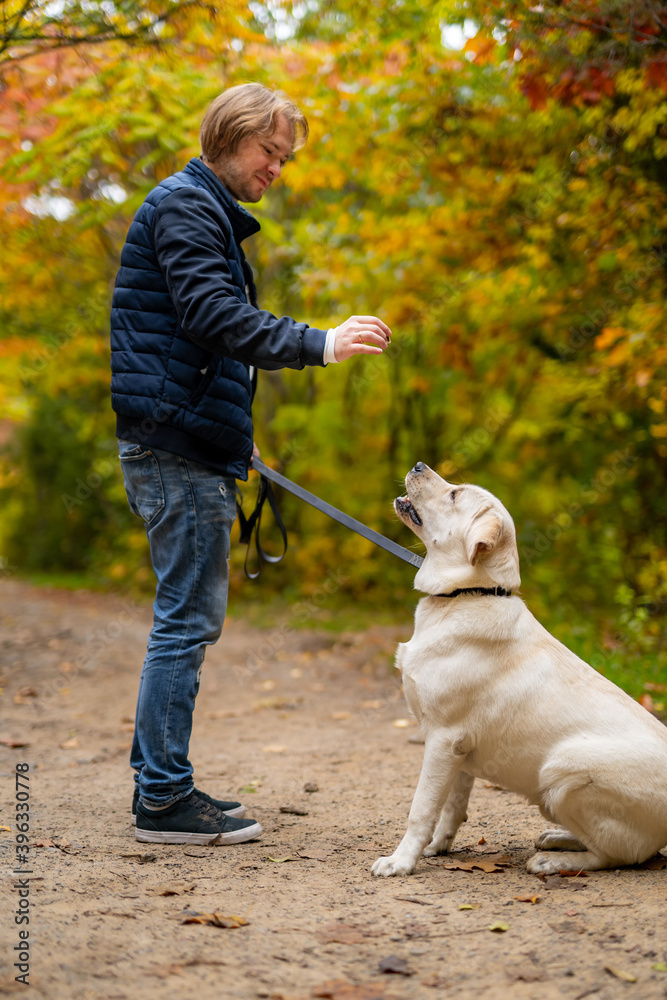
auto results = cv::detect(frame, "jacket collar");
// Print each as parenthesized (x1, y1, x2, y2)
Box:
(184, 157, 261, 244)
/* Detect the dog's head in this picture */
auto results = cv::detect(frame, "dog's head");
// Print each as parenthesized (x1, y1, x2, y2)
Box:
(395, 462, 521, 595)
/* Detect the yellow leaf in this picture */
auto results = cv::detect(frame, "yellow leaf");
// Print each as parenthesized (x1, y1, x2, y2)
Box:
(605, 967, 637, 983)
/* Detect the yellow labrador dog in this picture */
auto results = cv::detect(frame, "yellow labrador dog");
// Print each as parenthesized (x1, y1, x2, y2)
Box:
(372, 462, 667, 877)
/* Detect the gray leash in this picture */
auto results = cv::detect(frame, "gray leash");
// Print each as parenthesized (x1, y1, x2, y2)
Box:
(247, 458, 424, 574)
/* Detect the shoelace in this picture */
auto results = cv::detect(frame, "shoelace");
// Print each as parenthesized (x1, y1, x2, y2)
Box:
(190, 793, 224, 822)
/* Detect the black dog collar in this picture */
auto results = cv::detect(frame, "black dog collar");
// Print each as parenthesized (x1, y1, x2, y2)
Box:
(435, 587, 512, 598)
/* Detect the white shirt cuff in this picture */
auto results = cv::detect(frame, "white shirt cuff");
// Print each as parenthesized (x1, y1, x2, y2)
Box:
(323, 327, 339, 364)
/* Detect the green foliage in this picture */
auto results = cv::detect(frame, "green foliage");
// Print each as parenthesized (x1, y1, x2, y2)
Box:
(1, 0, 666, 700)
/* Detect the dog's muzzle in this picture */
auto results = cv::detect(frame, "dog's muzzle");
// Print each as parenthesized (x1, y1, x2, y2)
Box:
(396, 496, 422, 526)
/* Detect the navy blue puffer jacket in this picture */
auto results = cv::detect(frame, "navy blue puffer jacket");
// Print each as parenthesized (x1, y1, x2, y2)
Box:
(110, 157, 327, 480)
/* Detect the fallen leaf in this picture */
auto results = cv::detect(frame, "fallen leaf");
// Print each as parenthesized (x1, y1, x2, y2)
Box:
(645, 682, 667, 693)
(442, 854, 511, 874)
(514, 895, 540, 904)
(558, 869, 588, 877)
(148, 881, 196, 896)
(488, 922, 509, 932)
(33, 839, 56, 848)
(638, 693, 656, 712)
(279, 805, 308, 816)
(16, 686, 38, 698)
(605, 967, 637, 983)
(478, 836, 486, 845)
(652, 963, 667, 972)
(58, 738, 80, 749)
(267, 855, 293, 863)
(0, 825, 10, 832)
(378, 954, 412, 975)
(0, 737, 30, 748)
(637, 854, 667, 870)
(261, 744, 286, 753)
(120, 852, 157, 864)
(458, 904, 478, 910)
(181, 912, 249, 928)
(534, 874, 568, 888)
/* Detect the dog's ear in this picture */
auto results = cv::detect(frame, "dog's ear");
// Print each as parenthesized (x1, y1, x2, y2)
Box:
(466, 513, 503, 566)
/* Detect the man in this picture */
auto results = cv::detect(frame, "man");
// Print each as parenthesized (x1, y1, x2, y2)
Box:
(110, 83, 392, 846)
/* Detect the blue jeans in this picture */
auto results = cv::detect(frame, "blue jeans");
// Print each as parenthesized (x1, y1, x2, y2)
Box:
(118, 440, 237, 807)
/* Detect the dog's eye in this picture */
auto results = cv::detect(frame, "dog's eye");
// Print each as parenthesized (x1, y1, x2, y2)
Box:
(450, 490, 458, 502)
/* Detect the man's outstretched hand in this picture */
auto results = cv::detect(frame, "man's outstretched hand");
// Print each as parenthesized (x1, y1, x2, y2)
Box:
(333, 316, 392, 362)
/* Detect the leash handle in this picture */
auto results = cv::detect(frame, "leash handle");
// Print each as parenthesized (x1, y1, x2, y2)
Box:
(236, 474, 288, 579)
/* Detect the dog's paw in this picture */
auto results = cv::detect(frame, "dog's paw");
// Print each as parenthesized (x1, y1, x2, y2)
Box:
(526, 851, 566, 875)
(371, 855, 415, 877)
(422, 837, 454, 857)
(535, 829, 587, 852)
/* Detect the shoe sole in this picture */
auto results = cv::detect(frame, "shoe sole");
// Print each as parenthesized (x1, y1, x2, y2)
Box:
(131, 803, 246, 826)
(135, 820, 262, 846)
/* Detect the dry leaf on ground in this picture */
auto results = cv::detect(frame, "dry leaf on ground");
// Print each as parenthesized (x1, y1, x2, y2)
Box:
(442, 854, 511, 873)
(636, 854, 667, 870)
(605, 967, 637, 983)
(181, 912, 249, 928)
(279, 805, 308, 815)
(514, 895, 540, 904)
(147, 881, 196, 896)
(0, 737, 30, 748)
(16, 686, 38, 698)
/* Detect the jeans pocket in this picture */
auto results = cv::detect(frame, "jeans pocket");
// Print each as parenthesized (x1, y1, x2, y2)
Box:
(118, 440, 165, 524)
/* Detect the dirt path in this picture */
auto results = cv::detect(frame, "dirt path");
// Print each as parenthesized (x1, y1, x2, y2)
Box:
(1, 580, 666, 1000)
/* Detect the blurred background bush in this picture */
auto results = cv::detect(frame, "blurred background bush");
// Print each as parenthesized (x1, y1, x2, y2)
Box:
(1, 0, 666, 696)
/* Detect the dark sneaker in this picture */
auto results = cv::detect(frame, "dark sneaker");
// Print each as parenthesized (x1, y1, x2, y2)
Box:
(135, 791, 262, 846)
(131, 787, 245, 826)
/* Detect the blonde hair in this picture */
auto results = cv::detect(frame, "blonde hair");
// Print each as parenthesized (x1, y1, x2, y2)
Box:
(200, 83, 309, 160)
